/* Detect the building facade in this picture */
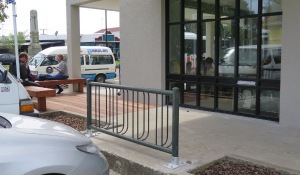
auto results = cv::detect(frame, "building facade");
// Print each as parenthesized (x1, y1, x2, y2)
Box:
(66, 0, 300, 128)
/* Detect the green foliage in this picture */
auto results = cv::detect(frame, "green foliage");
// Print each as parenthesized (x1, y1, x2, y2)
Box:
(1, 31, 27, 54)
(115, 60, 120, 68)
(0, 1, 8, 24)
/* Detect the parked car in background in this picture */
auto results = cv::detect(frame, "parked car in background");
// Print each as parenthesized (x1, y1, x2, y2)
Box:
(0, 112, 109, 175)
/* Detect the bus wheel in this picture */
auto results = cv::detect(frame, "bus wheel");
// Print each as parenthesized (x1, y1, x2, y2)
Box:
(95, 74, 105, 83)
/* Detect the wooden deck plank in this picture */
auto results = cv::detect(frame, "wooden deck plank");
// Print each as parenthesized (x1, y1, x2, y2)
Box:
(34, 92, 155, 116)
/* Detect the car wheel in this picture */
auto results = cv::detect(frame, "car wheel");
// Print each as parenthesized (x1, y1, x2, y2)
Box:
(95, 74, 105, 83)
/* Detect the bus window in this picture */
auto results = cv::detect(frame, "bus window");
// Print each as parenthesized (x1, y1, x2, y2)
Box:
(90, 55, 113, 65)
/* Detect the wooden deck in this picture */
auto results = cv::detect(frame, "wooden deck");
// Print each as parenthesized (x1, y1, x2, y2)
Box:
(32, 92, 155, 117)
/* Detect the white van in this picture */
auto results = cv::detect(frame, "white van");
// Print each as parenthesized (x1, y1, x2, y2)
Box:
(0, 64, 37, 116)
(219, 44, 281, 79)
(29, 46, 116, 83)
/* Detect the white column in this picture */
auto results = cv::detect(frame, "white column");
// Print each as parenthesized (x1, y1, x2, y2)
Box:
(280, 0, 300, 128)
(66, 2, 81, 92)
(120, 0, 165, 90)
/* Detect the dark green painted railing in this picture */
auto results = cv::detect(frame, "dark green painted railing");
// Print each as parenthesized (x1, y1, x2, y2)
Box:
(86, 80, 180, 159)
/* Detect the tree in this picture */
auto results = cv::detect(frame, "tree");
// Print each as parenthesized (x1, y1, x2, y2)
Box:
(1, 31, 27, 53)
(0, 1, 8, 25)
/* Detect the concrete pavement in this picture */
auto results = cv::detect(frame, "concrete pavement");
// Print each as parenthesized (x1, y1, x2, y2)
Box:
(91, 107, 300, 175)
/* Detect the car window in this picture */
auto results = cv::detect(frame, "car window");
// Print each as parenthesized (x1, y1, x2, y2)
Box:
(29, 53, 46, 66)
(80, 56, 84, 65)
(40, 56, 58, 66)
(0, 116, 12, 128)
(0, 70, 11, 83)
(273, 49, 281, 64)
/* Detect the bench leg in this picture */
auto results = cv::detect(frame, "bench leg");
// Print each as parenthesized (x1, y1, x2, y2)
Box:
(78, 83, 84, 93)
(37, 97, 47, 111)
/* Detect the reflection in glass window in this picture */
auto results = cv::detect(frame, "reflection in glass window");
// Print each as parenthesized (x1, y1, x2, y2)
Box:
(261, 45, 281, 80)
(263, 0, 282, 13)
(184, 83, 196, 106)
(261, 14, 281, 80)
(239, 18, 258, 46)
(240, 0, 258, 16)
(260, 89, 279, 118)
(169, 0, 181, 22)
(238, 88, 256, 114)
(201, 22, 215, 76)
(200, 84, 214, 108)
(201, 0, 215, 20)
(169, 25, 181, 74)
(219, 20, 235, 77)
(185, 23, 197, 75)
(220, 0, 235, 18)
(218, 86, 234, 111)
(185, 0, 197, 21)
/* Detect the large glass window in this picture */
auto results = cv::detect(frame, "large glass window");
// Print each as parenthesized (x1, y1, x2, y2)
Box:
(167, 0, 282, 121)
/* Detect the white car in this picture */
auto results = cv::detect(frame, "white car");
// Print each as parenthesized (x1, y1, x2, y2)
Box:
(0, 112, 109, 175)
(219, 44, 281, 79)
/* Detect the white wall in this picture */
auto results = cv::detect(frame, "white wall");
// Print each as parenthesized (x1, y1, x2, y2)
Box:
(280, 0, 300, 128)
(120, 0, 165, 90)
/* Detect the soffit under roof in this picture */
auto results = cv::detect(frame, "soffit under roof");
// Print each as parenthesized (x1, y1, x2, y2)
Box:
(77, 0, 119, 11)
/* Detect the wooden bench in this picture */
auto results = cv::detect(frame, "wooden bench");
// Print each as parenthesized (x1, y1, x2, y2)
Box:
(25, 86, 56, 112)
(36, 78, 86, 93)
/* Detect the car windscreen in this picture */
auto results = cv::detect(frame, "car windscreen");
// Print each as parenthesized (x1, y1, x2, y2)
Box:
(0, 116, 12, 128)
(29, 53, 46, 66)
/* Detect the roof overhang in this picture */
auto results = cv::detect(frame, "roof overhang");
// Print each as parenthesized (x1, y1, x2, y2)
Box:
(69, 0, 119, 11)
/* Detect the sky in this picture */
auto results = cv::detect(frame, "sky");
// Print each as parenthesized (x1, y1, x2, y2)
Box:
(0, 0, 120, 36)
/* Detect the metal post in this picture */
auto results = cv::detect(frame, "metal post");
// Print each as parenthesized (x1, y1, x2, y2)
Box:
(86, 79, 92, 137)
(164, 87, 186, 169)
(172, 87, 179, 158)
(105, 10, 108, 47)
(12, 1, 20, 79)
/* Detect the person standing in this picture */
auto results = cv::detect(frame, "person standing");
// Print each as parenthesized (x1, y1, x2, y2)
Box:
(37, 54, 69, 94)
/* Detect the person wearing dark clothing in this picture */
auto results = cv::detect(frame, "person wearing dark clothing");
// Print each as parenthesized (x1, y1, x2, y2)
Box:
(9, 52, 40, 87)
(37, 54, 69, 94)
